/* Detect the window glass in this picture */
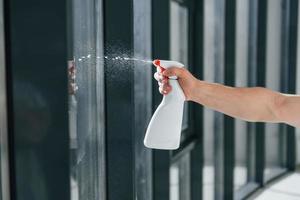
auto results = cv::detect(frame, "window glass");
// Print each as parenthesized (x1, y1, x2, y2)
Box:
(203, 0, 216, 198)
(234, 0, 249, 191)
(264, 0, 285, 178)
(170, 154, 191, 200)
(69, 0, 105, 199)
(170, 0, 190, 136)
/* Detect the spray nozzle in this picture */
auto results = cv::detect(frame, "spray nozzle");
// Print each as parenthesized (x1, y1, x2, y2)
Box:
(153, 59, 161, 67)
(152, 59, 185, 79)
(153, 59, 165, 72)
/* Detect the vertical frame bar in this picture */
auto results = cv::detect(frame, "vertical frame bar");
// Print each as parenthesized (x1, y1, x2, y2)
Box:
(255, 0, 267, 186)
(104, 0, 135, 199)
(95, 0, 106, 198)
(190, 0, 204, 199)
(280, 0, 290, 170)
(224, 0, 236, 199)
(152, 0, 171, 199)
(214, 0, 225, 199)
(4, 0, 70, 199)
(247, 0, 258, 183)
(0, 0, 10, 198)
(286, 0, 299, 171)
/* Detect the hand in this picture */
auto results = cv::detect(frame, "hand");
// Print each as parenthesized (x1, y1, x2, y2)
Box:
(154, 67, 198, 101)
(68, 60, 78, 95)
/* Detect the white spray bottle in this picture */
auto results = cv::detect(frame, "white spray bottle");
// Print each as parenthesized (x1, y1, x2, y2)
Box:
(144, 59, 185, 150)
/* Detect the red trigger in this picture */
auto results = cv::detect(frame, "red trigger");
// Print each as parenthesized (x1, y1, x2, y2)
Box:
(153, 59, 165, 72)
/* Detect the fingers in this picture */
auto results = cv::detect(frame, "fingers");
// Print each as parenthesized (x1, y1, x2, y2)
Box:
(154, 67, 184, 95)
(154, 72, 168, 83)
(159, 83, 172, 95)
(162, 67, 184, 77)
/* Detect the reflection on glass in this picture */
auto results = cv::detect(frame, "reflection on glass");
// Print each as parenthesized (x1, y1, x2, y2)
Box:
(264, 0, 285, 177)
(170, 154, 191, 200)
(234, 0, 249, 191)
(69, 0, 105, 199)
(170, 1, 189, 134)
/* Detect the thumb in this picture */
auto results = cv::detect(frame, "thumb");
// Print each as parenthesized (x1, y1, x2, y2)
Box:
(162, 67, 183, 77)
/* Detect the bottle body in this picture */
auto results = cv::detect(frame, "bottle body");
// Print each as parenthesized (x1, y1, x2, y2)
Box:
(144, 60, 185, 150)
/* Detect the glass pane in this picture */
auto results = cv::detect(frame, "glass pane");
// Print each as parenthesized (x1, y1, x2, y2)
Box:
(234, 0, 249, 191)
(264, 0, 285, 177)
(170, 154, 191, 200)
(69, 0, 105, 199)
(203, 0, 215, 198)
(170, 1, 190, 135)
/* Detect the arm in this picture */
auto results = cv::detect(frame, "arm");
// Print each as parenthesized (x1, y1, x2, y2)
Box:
(155, 67, 300, 127)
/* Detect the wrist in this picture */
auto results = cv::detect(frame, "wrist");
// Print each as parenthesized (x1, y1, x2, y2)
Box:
(189, 79, 203, 102)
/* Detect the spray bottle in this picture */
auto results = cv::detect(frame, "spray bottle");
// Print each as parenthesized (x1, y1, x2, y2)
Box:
(144, 59, 185, 150)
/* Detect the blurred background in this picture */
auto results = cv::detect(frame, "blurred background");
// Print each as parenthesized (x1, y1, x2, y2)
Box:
(1, 0, 300, 200)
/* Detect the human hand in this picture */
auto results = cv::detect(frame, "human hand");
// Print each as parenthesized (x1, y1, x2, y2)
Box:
(154, 67, 198, 101)
(68, 60, 78, 95)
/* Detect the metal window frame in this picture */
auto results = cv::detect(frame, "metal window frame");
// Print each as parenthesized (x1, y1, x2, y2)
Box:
(104, 0, 153, 199)
(0, 0, 10, 198)
(262, 0, 289, 184)
(104, 0, 135, 199)
(223, 0, 236, 199)
(152, 0, 203, 199)
(213, 0, 226, 199)
(169, 0, 197, 149)
(261, 0, 298, 185)
(151, 1, 171, 200)
(235, 0, 262, 199)
(254, 0, 267, 187)
(286, 0, 299, 171)
(189, 0, 204, 199)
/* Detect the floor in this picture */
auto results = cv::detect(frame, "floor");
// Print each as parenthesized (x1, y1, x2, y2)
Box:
(249, 172, 300, 200)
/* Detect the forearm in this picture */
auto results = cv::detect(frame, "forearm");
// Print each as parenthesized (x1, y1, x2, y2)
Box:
(191, 80, 282, 123)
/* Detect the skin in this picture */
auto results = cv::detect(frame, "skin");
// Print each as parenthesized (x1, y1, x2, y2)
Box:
(154, 67, 300, 128)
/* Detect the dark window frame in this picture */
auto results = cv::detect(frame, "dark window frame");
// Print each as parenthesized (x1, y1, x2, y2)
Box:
(0, 0, 10, 198)
(152, 0, 203, 199)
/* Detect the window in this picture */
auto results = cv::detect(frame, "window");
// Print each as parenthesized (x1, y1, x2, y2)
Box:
(264, 0, 286, 180)
(203, 0, 216, 199)
(170, 154, 191, 200)
(69, 0, 106, 199)
(168, 1, 202, 200)
(170, 0, 190, 138)
(234, 0, 249, 191)
(202, 0, 215, 198)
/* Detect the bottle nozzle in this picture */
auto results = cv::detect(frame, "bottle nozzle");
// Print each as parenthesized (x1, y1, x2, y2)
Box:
(153, 59, 161, 68)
